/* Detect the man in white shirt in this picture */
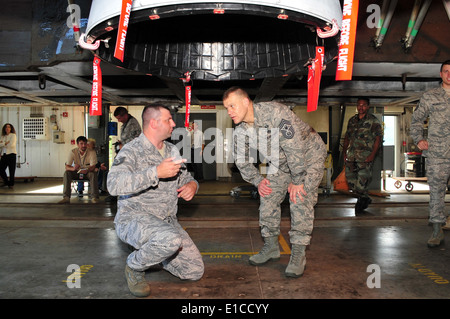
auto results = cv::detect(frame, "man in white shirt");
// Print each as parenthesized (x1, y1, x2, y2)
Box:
(190, 122, 204, 181)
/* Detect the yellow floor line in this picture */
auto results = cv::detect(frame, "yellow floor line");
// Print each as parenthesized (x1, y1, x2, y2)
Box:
(200, 234, 291, 256)
(278, 234, 291, 254)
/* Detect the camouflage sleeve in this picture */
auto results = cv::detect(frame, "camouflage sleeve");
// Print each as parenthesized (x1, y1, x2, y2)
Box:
(282, 138, 307, 186)
(276, 107, 309, 185)
(170, 144, 199, 192)
(233, 126, 264, 187)
(373, 118, 383, 137)
(129, 117, 142, 139)
(178, 165, 199, 192)
(106, 146, 159, 196)
(410, 95, 429, 144)
(122, 117, 142, 144)
(344, 116, 355, 141)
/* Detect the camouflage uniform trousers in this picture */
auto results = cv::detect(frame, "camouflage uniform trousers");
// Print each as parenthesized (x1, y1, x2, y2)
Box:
(345, 161, 373, 198)
(427, 157, 450, 224)
(259, 155, 325, 246)
(115, 214, 204, 281)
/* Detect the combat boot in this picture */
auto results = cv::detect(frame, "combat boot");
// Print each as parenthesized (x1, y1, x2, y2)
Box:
(361, 197, 372, 210)
(249, 236, 280, 265)
(427, 223, 444, 248)
(355, 197, 363, 214)
(355, 197, 371, 214)
(125, 265, 151, 297)
(285, 244, 306, 278)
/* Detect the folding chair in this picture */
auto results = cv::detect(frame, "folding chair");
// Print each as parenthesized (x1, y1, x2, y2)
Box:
(72, 178, 91, 197)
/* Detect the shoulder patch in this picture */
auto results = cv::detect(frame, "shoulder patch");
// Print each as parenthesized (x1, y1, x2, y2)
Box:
(112, 157, 125, 166)
(279, 119, 295, 139)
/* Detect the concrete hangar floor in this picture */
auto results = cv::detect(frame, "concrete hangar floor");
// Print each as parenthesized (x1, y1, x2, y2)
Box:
(0, 178, 448, 307)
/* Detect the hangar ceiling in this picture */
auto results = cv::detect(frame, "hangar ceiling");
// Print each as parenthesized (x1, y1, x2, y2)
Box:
(0, 0, 449, 108)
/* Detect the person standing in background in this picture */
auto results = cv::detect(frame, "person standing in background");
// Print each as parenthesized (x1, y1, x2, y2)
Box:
(108, 107, 143, 203)
(114, 107, 142, 149)
(0, 123, 17, 189)
(342, 98, 382, 214)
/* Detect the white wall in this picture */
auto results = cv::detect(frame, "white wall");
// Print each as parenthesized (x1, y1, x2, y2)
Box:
(0, 105, 86, 178)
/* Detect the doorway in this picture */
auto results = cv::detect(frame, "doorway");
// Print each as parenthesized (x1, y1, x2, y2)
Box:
(174, 112, 217, 180)
(383, 115, 397, 175)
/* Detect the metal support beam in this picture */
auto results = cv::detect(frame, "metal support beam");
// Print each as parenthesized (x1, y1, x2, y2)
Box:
(40, 69, 133, 105)
(0, 84, 62, 105)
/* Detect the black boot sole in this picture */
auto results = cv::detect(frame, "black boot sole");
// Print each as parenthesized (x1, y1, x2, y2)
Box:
(248, 257, 280, 266)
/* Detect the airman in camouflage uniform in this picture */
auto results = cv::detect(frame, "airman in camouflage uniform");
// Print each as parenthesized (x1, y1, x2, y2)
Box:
(342, 98, 382, 214)
(114, 106, 142, 146)
(223, 87, 327, 278)
(410, 60, 450, 248)
(108, 105, 203, 297)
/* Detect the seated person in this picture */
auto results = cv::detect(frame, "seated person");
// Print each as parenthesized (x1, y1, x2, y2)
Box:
(59, 136, 100, 204)
(77, 138, 108, 196)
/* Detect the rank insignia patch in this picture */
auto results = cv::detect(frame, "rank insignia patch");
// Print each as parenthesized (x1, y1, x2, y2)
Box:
(113, 157, 125, 166)
(279, 119, 295, 139)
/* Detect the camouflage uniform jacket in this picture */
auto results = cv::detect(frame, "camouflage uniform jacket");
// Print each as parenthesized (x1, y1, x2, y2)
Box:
(107, 133, 198, 224)
(344, 113, 382, 162)
(120, 115, 142, 145)
(410, 86, 450, 159)
(233, 101, 325, 188)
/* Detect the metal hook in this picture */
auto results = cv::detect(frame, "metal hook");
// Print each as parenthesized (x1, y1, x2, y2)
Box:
(38, 74, 46, 90)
